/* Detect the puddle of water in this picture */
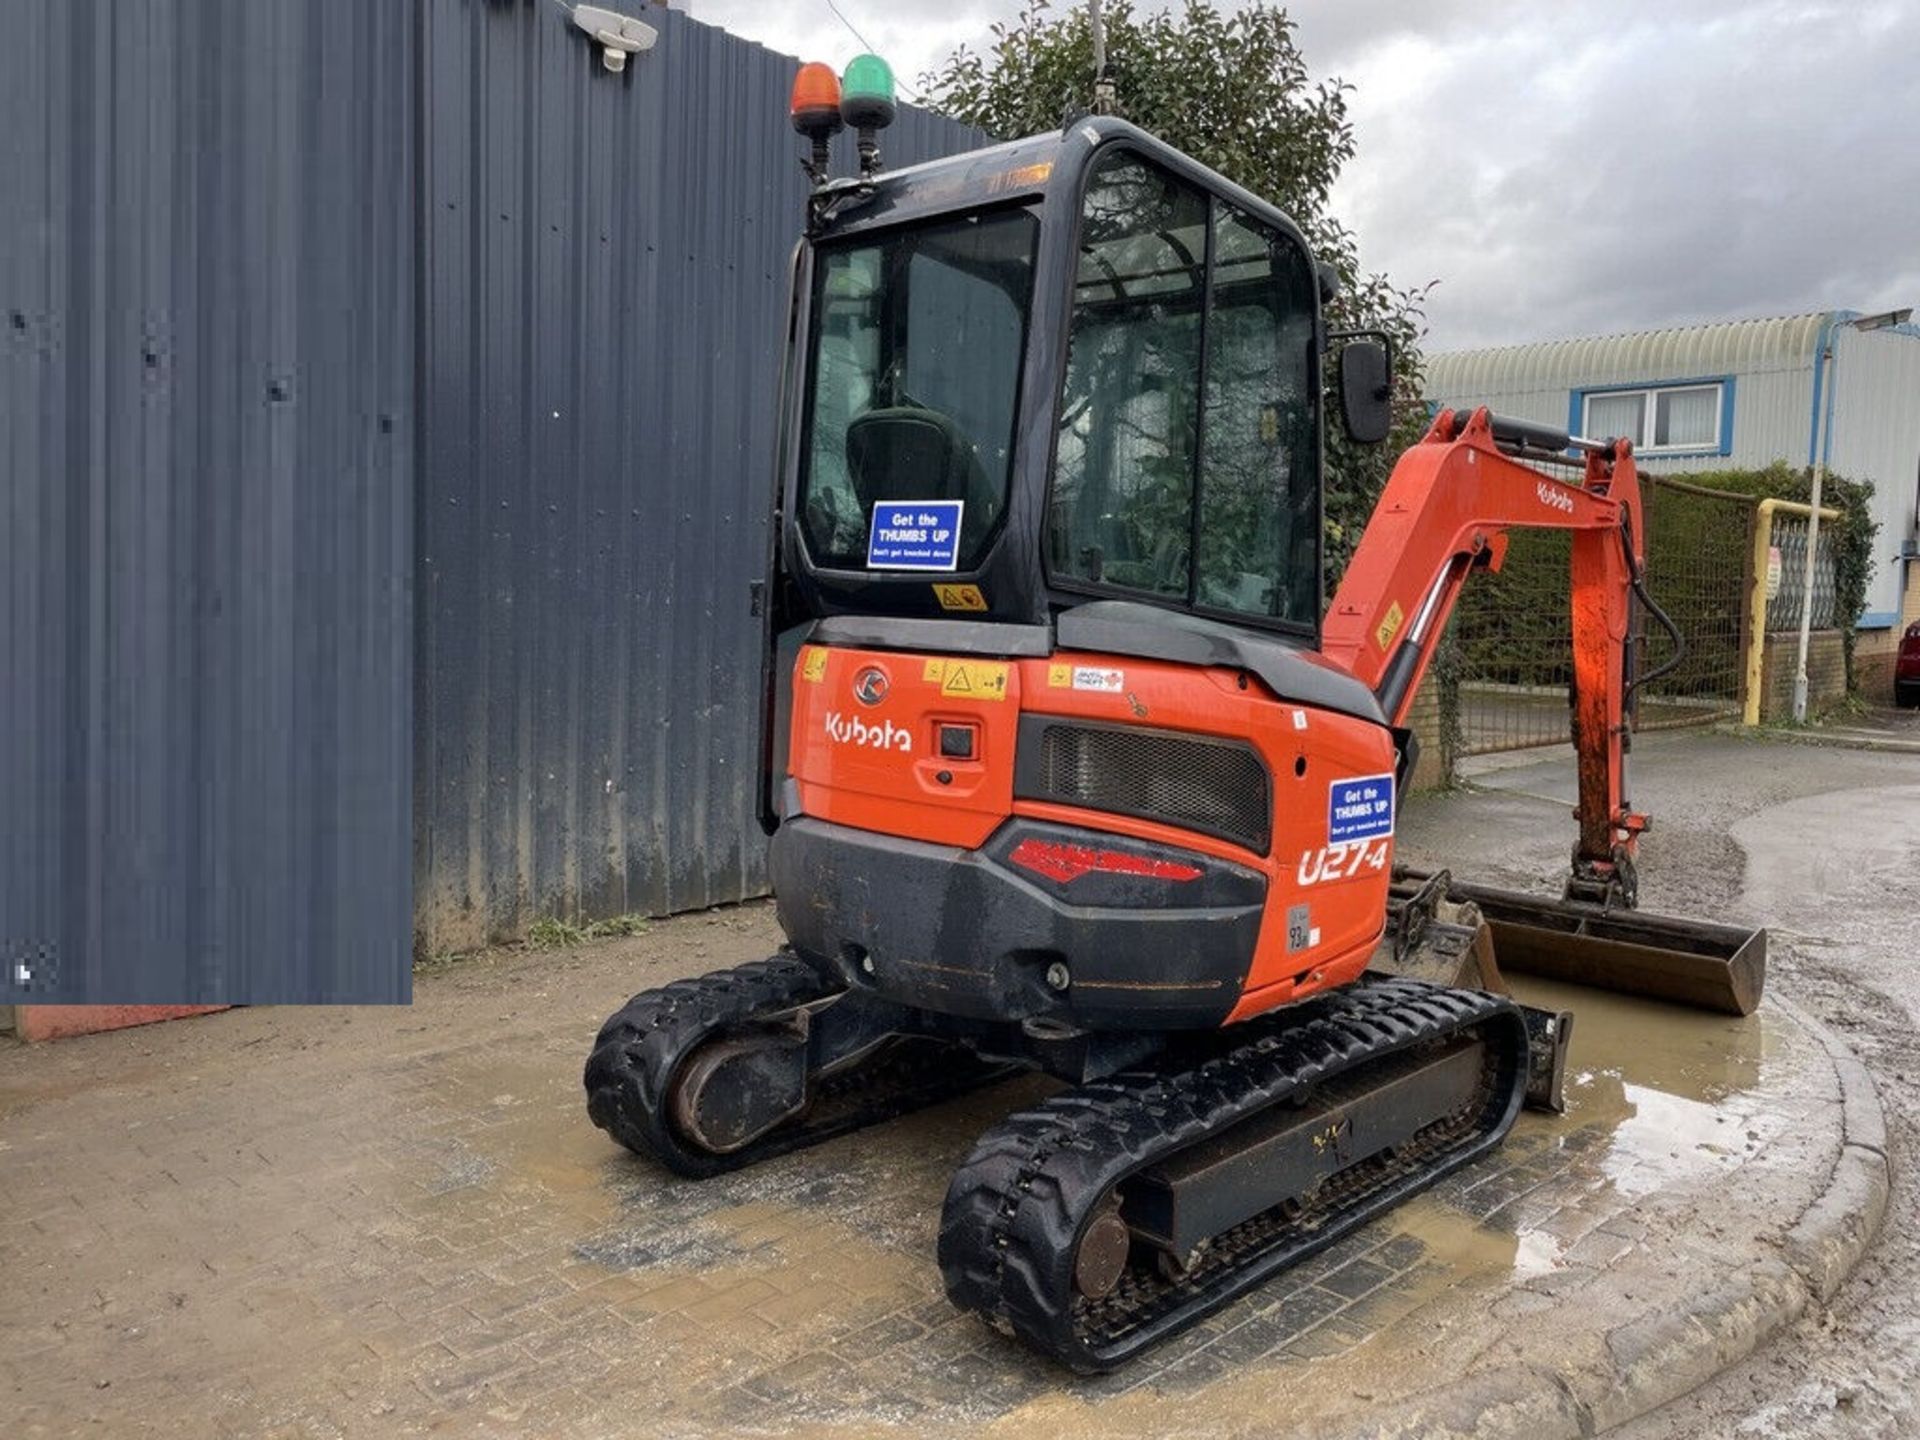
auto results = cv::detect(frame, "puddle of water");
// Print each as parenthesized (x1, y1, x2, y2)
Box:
(408, 969, 1802, 1432)
(1358, 974, 1782, 1299)
(1603, 1082, 1758, 1198)
(1520, 975, 1788, 1201)
(1523, 974, 1779, 1105)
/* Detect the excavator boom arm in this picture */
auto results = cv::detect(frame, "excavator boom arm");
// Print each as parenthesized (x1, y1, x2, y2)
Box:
(1324, 406, 1648, 902)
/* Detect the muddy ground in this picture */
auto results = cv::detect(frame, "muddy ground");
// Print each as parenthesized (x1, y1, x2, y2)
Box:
(2, 723, 1913, 1437)
(1416, 724, 1919, 1438)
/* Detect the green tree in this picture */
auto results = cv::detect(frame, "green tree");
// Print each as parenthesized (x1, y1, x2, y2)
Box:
(924, 0, 1431, 585)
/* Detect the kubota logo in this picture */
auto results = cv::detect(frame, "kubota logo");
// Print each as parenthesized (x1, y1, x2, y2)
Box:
(1536, 481, 1576, 515)
(824, 711, 912, 753)
(852, 666, 889, 705)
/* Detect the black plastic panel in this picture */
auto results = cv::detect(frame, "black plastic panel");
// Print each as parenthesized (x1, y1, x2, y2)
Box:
(1014, 715, 1272, 855)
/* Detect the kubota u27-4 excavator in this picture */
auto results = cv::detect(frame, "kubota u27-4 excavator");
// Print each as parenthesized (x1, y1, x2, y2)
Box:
(585, 59, 1766, 1372)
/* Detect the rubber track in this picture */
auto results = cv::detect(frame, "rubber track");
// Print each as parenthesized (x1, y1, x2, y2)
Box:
(936, 975, 1529, 1372)
(584, 955, 1011, 1178)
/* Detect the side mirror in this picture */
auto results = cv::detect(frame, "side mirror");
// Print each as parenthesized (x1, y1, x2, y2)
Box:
(1337, 338, 1392, 445)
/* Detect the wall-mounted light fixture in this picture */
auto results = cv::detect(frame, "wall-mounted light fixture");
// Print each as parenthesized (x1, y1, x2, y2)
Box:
(572, 5, 658, 73)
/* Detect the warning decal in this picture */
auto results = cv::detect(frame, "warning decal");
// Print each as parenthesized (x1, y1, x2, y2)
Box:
(921, 658, 1010, 702)
(800, 647, 829, 683)
(933, 583, 988, 611)
(1046, 664, 1123, 691)
(1328, 773, 1395, 844)
(1374, 601, 1405, 653)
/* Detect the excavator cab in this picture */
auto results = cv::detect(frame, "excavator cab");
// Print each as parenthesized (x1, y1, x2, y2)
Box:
(768, 120, 1372, 636)
(589, 80, 1766, 1373)
(754, 120, 1423, 1033)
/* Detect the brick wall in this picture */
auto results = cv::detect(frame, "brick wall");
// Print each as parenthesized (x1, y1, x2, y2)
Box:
(1405, 680, 1449, 791)
(11, 1006, 228, 1043)
(1855, 626, 1897, 697)
(1849, 558, 1920, 699)
(1758, 629, 1848, 720)
(1862, 558, 1920, 698)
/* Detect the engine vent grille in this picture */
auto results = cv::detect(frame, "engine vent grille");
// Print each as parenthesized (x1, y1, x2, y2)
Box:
(1014, 717, 1271, 854)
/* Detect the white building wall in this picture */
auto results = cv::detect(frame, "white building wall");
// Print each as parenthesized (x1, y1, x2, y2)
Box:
(1427, 310, 1920, 626)
(1828, 324, 1920, 623)
(1425, 314, 1824, 472)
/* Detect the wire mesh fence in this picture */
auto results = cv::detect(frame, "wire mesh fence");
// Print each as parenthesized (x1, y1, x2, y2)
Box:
(1444, 476, 1758, 756)
(1447, 527, 1576, 756)
(1633, 478, 1751, 732)
(1763, 512, 1839, 631)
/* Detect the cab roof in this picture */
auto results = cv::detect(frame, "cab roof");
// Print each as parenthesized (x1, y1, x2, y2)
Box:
(812, 117, 1316, 264)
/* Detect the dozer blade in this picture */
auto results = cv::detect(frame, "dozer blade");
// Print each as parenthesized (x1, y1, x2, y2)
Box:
(1368, 869, 1572, 1114)
(1396, 869, 1766, 1017)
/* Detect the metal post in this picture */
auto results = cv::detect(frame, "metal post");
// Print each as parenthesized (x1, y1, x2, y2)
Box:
(1742, 499, 1774, 726)
(1741, 497, 1838, 724)
(1792, 336, 1837, 722)
(1088, 0, 1116, 114)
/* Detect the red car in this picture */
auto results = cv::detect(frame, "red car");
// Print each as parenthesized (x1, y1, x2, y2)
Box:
(1898, 621, 1920, 707)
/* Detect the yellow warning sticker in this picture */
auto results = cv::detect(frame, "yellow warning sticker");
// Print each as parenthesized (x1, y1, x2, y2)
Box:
(1374, 601, 1405, 653)
(932, 583, 988, 612)
(923, 658, 947, 683)
(800, 647, 829, 683)
(937, 659, 1009, 702)
(1047, 663, 1072, 688)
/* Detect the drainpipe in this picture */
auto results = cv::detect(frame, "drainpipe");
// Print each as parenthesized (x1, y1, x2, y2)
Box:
(1791, 338, 1835, 722)
(1792, 317, 1854, 722)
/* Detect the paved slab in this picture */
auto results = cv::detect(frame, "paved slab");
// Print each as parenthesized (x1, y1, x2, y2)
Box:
(0, 880, 1878, 1439)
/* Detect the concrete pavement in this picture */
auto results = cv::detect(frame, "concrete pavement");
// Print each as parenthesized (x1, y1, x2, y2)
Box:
(1, 728, 1906, 1438)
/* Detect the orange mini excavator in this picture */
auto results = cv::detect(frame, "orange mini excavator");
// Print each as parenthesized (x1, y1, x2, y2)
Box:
(586, 64, 1765, 1371)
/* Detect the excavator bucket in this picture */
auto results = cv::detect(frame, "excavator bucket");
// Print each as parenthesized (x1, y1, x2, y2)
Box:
(1393, 869, 1766, 1018)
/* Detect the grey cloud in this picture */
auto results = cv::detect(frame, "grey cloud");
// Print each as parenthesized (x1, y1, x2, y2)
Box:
(1303, 0, 1920, 348)
(693, 1, 1919, 351)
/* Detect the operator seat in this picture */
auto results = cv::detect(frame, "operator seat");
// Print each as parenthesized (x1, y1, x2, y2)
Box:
(846, 407, 997, 533)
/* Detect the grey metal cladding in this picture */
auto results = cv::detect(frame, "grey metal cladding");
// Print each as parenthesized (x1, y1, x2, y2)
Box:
(412, 3, 983, 954)
(1, 0, 415, 1004)
(2, 0, 985, 991)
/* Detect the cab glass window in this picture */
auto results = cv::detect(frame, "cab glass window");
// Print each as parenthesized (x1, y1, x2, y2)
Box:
(800, 210, 1036, 570)
(1197, 204, 1319, 622)
(1048, 150, 1320, 628)
(1047, 154, 1207, 596)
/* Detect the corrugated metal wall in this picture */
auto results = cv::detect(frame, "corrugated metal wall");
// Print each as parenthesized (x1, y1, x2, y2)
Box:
(1, 0, 415, 1003)
(414, 3, 983, 954)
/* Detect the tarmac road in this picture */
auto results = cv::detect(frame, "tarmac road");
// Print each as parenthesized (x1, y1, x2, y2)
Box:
(1408, 727, 1920, 1439)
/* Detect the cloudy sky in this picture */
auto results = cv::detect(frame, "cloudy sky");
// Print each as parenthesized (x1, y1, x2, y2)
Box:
(690, 0, 1919, 353)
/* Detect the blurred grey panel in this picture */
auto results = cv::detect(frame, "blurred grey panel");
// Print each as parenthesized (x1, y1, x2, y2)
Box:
(412, 4, 983, 954)
(0, 0, 414, 1004)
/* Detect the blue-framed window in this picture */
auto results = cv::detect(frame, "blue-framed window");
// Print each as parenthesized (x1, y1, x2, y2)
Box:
(1570, 377, 1735, 457)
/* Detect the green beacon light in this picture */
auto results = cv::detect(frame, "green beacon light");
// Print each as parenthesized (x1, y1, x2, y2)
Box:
(839, 54, 896, 177)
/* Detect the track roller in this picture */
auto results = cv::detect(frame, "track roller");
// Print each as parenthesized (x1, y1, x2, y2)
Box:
(585, 955, 1012, 1178)
(937, 976, 1529, 1371)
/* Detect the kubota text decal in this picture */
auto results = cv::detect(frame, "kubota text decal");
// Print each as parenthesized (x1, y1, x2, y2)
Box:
(823, 711, 912, 753)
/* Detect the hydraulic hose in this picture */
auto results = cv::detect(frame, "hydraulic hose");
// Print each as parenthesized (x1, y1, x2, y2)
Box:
(1624, 526, 1687, 700)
